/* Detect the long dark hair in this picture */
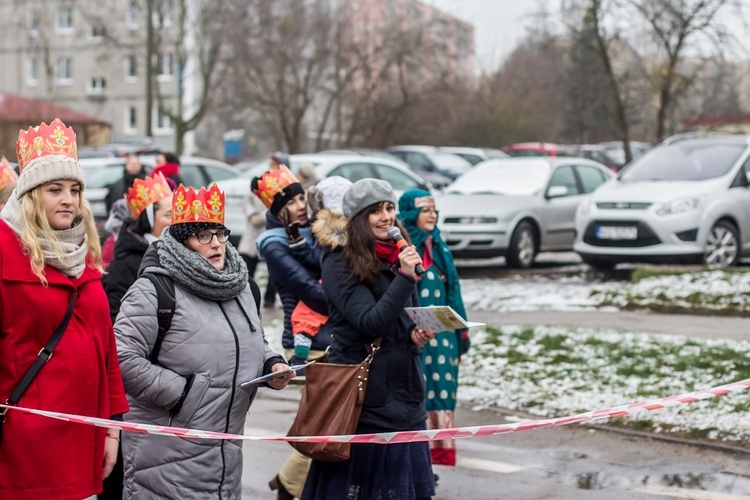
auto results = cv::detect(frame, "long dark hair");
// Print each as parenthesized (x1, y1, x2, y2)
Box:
(341, 201, 410, 285)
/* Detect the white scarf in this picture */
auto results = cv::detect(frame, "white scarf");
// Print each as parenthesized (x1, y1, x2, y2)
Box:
(1, 192, 89, 278)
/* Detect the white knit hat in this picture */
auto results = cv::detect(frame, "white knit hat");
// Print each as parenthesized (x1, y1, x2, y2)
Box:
(16, 155, 85, 198)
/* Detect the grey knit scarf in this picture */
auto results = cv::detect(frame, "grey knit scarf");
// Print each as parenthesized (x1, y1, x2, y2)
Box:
(157, 228, 248, 301)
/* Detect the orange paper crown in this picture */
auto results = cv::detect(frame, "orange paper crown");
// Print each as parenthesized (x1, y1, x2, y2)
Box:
(16, 118, 78, 171)
(171, 183, 225, 225)
(0, 156, 19, 191)
(252, 165, 301, 210)
(125, 172, 172, 218)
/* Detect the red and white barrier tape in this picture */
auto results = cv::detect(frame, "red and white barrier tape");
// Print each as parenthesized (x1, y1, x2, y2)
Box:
(2, 378, 748, 444)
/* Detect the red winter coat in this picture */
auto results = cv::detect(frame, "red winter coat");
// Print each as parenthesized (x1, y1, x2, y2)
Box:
(0, 221, 129, 500)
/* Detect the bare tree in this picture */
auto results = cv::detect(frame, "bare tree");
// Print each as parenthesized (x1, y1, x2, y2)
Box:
(627, 0, 742, 141)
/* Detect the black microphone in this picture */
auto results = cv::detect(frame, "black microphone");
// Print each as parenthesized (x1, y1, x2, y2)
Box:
(387, 227, 425, 277)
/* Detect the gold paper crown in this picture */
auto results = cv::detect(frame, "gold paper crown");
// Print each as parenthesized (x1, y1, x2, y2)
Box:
(0, 156, 18, 191)
(16, 118, 78, 171)
(125, 172, 172, 218)
(171, 183, 225, 225)
(252, 165, 301, 210)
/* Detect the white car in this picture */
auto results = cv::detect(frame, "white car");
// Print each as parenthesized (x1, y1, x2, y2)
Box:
(574, 134, 750, 269)
(80, 156, 240, 232)
(437, 146, 509, 165)
(215, 154, 433, 240)
(438, 157, 614, 267)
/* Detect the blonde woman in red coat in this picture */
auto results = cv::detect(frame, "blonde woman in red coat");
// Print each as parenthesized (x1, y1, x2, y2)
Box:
(0, 120, 129, 500)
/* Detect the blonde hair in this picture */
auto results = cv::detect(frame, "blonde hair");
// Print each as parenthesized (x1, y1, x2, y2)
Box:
(20, 186, 103, 285)
(0, 182, 16, 206)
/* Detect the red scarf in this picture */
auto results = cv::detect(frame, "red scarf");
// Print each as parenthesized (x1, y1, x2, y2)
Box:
(422, 235, 434, 270)
(152, 162, 180, 179)
(375, 240, 400, 267)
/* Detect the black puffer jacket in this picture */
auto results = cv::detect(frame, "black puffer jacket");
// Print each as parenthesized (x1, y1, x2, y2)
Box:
(102, 225, 150, 323)
(316, 209, 427, 432)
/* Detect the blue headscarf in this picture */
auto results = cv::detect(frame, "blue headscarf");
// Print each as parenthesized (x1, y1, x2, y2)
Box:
(397, 189, 467, 326)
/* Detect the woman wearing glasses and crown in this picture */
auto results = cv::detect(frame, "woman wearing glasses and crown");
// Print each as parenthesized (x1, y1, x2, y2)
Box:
(114, 183, 293, 499)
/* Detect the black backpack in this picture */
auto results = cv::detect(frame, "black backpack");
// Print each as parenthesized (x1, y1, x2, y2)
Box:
(141, 273, 262, 364)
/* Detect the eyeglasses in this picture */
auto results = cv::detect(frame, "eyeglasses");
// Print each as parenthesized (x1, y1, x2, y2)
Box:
(194, 230, 230, 244)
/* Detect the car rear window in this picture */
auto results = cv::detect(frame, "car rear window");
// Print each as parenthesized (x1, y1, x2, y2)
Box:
(620, 142, 746, 181)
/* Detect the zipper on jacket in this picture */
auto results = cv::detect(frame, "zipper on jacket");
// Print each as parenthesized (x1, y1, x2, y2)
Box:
(217, 302, 241, 499)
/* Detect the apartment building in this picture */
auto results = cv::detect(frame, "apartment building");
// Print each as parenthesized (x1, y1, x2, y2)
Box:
(0, 0, 179, 150)
(0, 0, 473, 156)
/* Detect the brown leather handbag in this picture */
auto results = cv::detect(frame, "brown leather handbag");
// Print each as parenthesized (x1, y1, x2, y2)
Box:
(287, 339, 381, 462)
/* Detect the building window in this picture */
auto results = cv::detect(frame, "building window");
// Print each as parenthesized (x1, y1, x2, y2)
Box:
(124, 106, 137, 133)
(126, 0, 139, 30)
(55, 6, 74, 33)
(154, 106, 173, 133)
(27, 58, 39, 86)
(125, 55, 138, 81)
(55, 57, 73, 84)
(156, 52, 173, 80)
(90, 25, 106, 40)
(29, 10, 40, 36)
(88, 77, 106, 93)
(155, 0, 173, 26)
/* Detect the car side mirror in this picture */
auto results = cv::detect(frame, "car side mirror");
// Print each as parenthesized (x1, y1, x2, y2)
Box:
(546, 185, 568, 198)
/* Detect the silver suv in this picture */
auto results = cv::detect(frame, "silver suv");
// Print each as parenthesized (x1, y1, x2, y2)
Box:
(574, 133, 750, 268)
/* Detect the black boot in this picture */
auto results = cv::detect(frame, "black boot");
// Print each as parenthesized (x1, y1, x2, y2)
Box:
(269, 474, 295, 500)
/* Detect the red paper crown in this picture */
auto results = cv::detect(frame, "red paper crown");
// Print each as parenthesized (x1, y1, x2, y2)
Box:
(252, 165, 301, 210)
(125, 172, 172, 218)
(0, 156, 18, 191)
(16, 118, 78, 171)
(171, 183, 225, 225)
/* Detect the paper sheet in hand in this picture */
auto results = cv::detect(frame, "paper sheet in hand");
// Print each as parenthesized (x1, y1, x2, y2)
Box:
(239, 361, 315, 389)
(404, 305, 484, 333)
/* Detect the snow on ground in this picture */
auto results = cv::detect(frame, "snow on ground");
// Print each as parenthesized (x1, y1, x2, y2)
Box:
(461, 275, 620, 312)
(256, 262, 750, 442)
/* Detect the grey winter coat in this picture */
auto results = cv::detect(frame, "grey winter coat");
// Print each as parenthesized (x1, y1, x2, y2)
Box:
(114, 264, 280, 499)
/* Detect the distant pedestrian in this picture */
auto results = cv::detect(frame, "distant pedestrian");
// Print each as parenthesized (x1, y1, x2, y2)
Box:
(105, 154, 146, 213)
(152, 151, 185, 187)
(296, 162, 319, 190)
(398, 189, 470, 468)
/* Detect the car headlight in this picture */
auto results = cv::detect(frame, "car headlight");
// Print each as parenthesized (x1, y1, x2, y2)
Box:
(577, 197, 593, 217)
(655, 196, 703, 216)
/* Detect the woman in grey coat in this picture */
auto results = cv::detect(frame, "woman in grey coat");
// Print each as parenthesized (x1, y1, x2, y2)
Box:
(114, 184, 293, 499)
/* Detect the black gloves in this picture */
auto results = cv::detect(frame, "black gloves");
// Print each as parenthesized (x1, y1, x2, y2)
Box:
(282, 208, 306, 248)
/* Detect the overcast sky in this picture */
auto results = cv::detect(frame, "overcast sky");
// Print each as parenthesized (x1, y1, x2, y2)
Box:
(428, 0, 560, 72)
(427, 0, 750, 72)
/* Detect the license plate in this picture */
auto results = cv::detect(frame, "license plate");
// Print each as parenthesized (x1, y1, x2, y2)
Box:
(596, 226, 637, 240)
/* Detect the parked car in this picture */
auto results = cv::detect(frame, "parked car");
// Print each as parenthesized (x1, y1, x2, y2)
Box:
(501, 142, 566, 157)
(437, 146, 509, 165)
(574, 134, 750, 269)
(215, 154, 433, 242)
(81, 156, 240, 232)
(437, 157, 614, 267)
(317, 148, 405, 163)
(386, 145, 471, 186)
(77, 143, 161, 159)
(559, 144, 621, 171)
(598, 141, 651, 170)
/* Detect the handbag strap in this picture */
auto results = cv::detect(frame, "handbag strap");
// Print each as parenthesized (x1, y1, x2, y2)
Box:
(5, 292, 78, 410)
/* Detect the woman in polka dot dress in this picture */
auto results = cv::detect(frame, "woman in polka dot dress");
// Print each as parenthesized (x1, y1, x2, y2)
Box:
(398, 189, 471, 467)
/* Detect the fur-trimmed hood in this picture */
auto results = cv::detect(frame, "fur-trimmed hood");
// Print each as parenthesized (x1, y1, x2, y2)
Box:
(313, 208, 348, 250)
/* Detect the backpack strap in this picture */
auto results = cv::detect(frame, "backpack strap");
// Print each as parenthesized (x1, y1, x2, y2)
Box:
(248, 277, 261, 317)
(142, 273, 175, 365)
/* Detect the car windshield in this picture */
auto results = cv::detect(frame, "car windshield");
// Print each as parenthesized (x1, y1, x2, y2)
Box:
(447, 160, 550, 195)
(620, 142, 745, 181)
